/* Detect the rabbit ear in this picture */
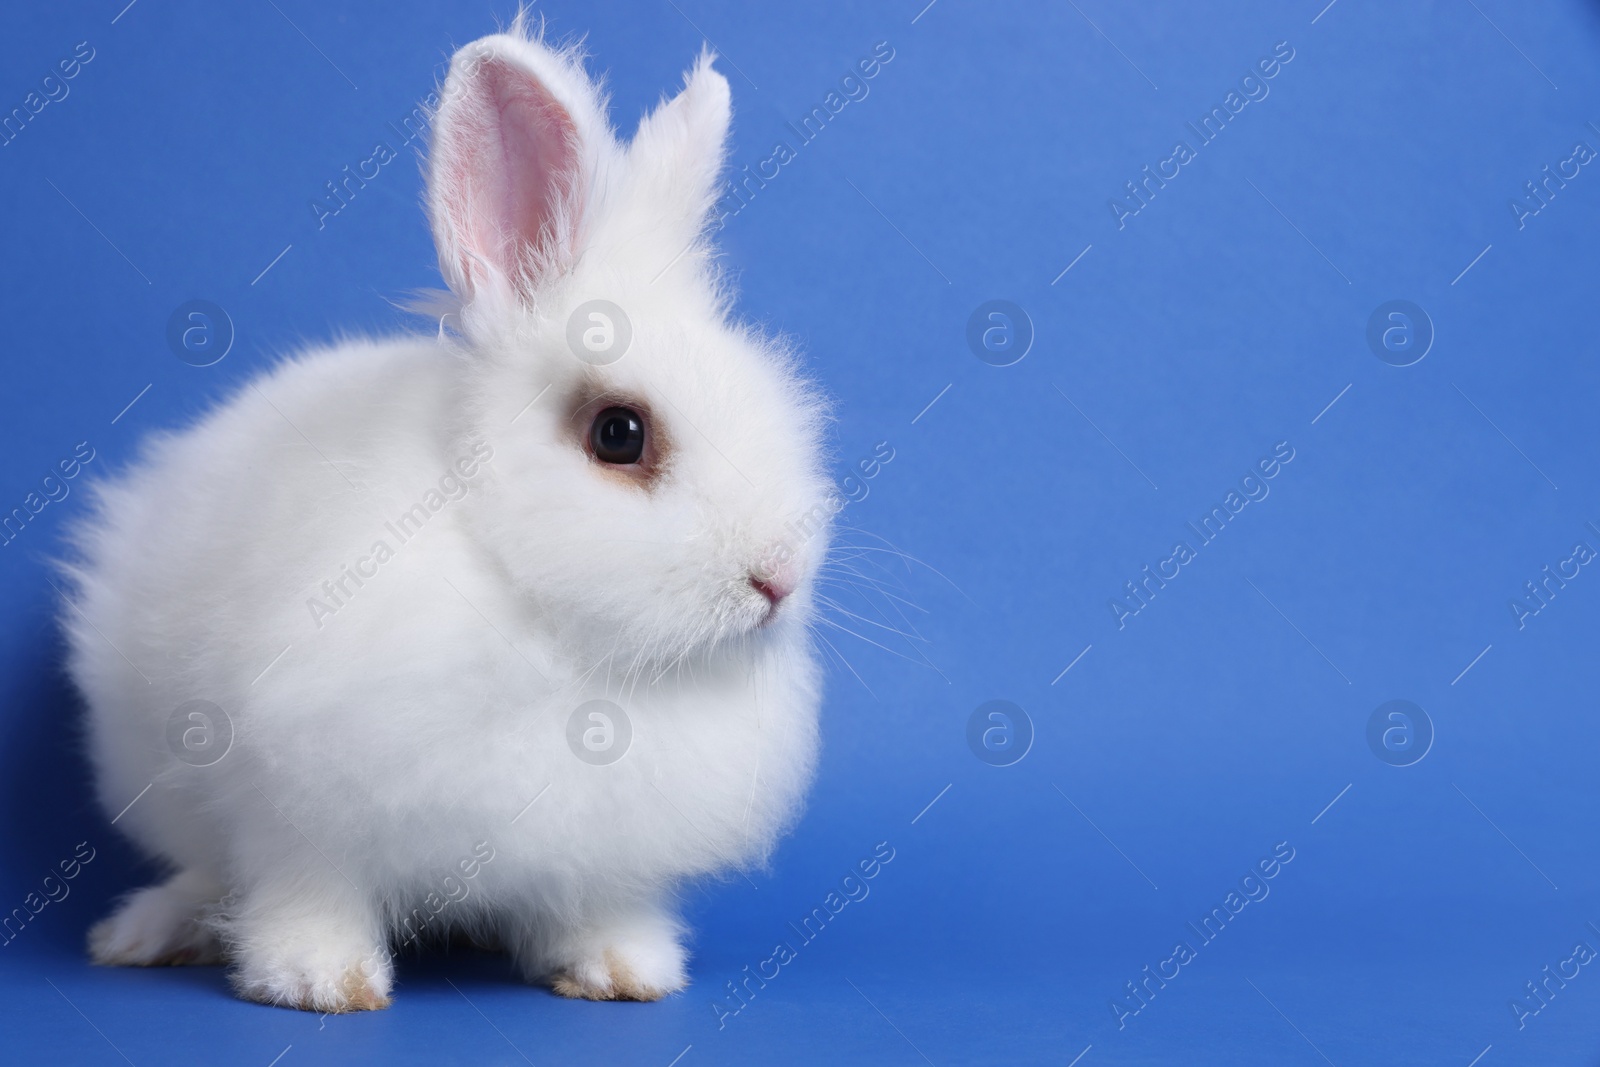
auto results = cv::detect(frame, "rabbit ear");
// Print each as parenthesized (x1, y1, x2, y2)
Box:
(427, 33, 602, 307)
(628, 51, 731, 237)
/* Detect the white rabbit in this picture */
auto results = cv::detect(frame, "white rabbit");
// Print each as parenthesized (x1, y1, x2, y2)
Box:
(63, 17, 833, 1012)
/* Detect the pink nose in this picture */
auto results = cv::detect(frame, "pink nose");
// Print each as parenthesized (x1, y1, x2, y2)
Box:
(749, 574, 792, 606)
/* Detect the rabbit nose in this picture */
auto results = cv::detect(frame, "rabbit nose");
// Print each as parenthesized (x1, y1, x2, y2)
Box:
(749, 573, 793, 606)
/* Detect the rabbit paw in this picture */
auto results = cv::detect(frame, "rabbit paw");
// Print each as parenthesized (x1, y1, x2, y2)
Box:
(549, 941, 687, 1002)
(231, 940, 393, 1013)
(89, 873, 224, 966)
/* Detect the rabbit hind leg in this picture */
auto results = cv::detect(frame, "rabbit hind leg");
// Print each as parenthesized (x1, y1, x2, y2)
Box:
(89, 868, 225, 966)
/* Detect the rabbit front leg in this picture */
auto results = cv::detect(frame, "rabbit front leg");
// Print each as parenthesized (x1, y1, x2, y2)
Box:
(510, 896, 689, 1001)
(224, 864, 392, 1013)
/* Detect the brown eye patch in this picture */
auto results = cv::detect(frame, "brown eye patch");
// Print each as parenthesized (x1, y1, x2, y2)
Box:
(568, 389, 667, 488)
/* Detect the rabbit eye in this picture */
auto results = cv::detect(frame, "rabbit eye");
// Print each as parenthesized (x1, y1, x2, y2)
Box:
(590, 406, 645, 464)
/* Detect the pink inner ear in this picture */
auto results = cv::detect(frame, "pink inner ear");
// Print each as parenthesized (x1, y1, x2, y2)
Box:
(449, 57, 580, 292)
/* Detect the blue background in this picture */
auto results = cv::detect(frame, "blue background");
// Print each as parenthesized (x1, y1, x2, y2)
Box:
(3, 0, 1599, 1063)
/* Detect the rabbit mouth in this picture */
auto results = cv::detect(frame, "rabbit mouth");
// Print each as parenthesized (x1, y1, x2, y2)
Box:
(747, 573, 794, 628)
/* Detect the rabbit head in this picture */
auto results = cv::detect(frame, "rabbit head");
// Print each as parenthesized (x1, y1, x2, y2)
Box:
(426, 23, 834, 668)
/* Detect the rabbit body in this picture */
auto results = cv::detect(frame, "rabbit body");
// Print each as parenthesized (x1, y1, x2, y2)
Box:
(66, 22, 831, 1011)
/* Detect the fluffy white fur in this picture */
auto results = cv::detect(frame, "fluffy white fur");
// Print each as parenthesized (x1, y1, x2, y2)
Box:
(64, 19, 830, 1012)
